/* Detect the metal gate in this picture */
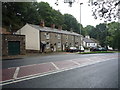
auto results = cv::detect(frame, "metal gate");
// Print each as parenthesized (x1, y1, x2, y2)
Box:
(8, 41, 20, 55)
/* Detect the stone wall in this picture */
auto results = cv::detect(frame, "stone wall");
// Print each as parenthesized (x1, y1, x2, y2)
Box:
(2, 34, 26, 56)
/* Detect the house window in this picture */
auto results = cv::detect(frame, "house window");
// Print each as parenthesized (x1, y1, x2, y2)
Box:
(57, 34, 61, 39)
(55, 34, 57, 37)
(66, 35, 68, 40)
(46, 42, 50, 49)
(46, 33, 50, 40)
(58, 42, 61, 48)
(72, 36, 74, 40)
(88, 43, 90, 46)
(66, 42, 68, 47)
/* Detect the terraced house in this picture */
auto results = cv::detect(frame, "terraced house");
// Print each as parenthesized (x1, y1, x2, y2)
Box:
(15, 21, 83, 53)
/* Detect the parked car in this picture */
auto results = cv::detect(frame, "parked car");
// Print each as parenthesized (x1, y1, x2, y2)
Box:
(78, 46, 84, 52)
(65, 47, 77, 52)
(90, 47, 98, 51)
(90, 47, 107, 51)
(98, 47, 107, 51)
(107, 46, 113, 51)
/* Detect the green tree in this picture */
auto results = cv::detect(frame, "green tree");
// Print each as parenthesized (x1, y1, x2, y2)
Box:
(37, 2, 64, 27)
(107, 22, 120, 50)
(2, 2, 81, 34)
(63, 14, 80, 33)
(83, 25, 95, 37)
(95, 23, 108, 47)
(2, 2, 39, 32)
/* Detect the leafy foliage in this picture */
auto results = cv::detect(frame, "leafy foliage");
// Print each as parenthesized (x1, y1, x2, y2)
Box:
(63, 14, 80, 33)
(83, 22, 120, 50)
(2, 2, 79, 32)
(2, 2, 120, 50)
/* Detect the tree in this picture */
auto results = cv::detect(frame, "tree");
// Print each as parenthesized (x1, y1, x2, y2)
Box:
(88, 0, 120, 23)
(83, 25, 95, 37)
(63, 14, 80, 33)
(87, 0, 120, 50)
(107, 22, 120, 50)
(36, 2, 64, 27)
(2, 2, 39, 32)
(2, 2, 80, 34)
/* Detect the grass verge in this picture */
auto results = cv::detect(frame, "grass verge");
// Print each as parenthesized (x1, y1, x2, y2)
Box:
(78, 51, 119, 54)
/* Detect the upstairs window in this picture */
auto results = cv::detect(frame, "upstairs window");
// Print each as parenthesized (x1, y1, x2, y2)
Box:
(72, 36, 74, 40)
(57, 34, 61, 39)
(66, 35, 68, 40)
(46, 33, 50, 40)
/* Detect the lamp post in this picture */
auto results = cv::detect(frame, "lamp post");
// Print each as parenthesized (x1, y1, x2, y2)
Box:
(80, 3, 83, 53)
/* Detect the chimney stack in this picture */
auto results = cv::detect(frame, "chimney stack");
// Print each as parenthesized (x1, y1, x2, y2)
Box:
(58, 26, 62, 30)
(70, 28, 73, 33)
(51, 24, 55, 28)
(40, 20, 45, 27)
(85, 35, 90, 39)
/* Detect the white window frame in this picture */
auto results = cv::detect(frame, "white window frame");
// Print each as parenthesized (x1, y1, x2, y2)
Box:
(57, 34, 61, 39)
(46, 33, 50, 40)
(66, 35, 68, 40)
(46, 42, 50, 49)
(58, 42, 61, 48)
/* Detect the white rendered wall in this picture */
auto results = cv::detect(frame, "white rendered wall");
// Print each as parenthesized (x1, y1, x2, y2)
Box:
(16, 24, 40, 50)
(87, 43, 97, 47)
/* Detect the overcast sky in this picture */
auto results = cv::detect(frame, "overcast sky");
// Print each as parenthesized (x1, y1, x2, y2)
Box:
(37, 0, 105, 27)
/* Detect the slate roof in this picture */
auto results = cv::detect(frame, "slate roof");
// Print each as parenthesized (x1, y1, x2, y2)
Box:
(28, 24, 81, 36)
(83, 38, 95, 43)
(91, 38, 99, 43)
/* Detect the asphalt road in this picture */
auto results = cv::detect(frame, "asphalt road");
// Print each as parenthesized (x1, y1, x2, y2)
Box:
(2, 53, 118, 69)
(3, 58, 118, 88)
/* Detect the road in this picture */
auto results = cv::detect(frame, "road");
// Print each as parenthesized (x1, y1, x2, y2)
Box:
(2, 53, 118, 68)
(1, 53, 119, 88)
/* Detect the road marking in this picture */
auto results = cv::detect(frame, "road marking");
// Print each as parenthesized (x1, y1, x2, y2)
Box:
(51, 62, 59, 70)
(13, 67, 20, 79)
(8, 63, 50, 69)
(0, 58, 116, 86)
(70, 60, 80, 65)
(8, 64, 37, 69)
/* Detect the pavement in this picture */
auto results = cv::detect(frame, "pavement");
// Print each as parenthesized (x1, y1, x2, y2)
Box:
(0, 53, 118, 86)
(2, 52, 73, 60)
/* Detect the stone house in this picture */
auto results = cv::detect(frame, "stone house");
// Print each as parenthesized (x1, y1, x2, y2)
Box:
(15, 22, 83, 53)
(74, 35, 81, 48)
(61, 34, 69, 51)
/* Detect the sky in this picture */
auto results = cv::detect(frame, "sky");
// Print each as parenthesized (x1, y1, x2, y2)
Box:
(37, 0, 105, 27)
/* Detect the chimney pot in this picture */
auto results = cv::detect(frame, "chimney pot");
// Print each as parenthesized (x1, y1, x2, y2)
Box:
(58, 26, 62, 30)
(51, 24, 55, 28)
(40, 20, 45, 27)
(70, 28, 73, 33)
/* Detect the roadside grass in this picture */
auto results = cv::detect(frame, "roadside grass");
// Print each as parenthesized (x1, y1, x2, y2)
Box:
(78, 51, 119, 54)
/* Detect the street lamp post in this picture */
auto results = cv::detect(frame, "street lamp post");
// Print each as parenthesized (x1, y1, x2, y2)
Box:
(80, 3, 83, 53)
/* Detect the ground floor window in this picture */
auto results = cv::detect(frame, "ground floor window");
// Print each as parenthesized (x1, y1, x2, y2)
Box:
(46, 42, 50, 49)
(58, 42, 61, 48)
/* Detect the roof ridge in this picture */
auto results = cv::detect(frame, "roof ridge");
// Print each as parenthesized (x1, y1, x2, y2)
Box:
(27, 23, 81, 36)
